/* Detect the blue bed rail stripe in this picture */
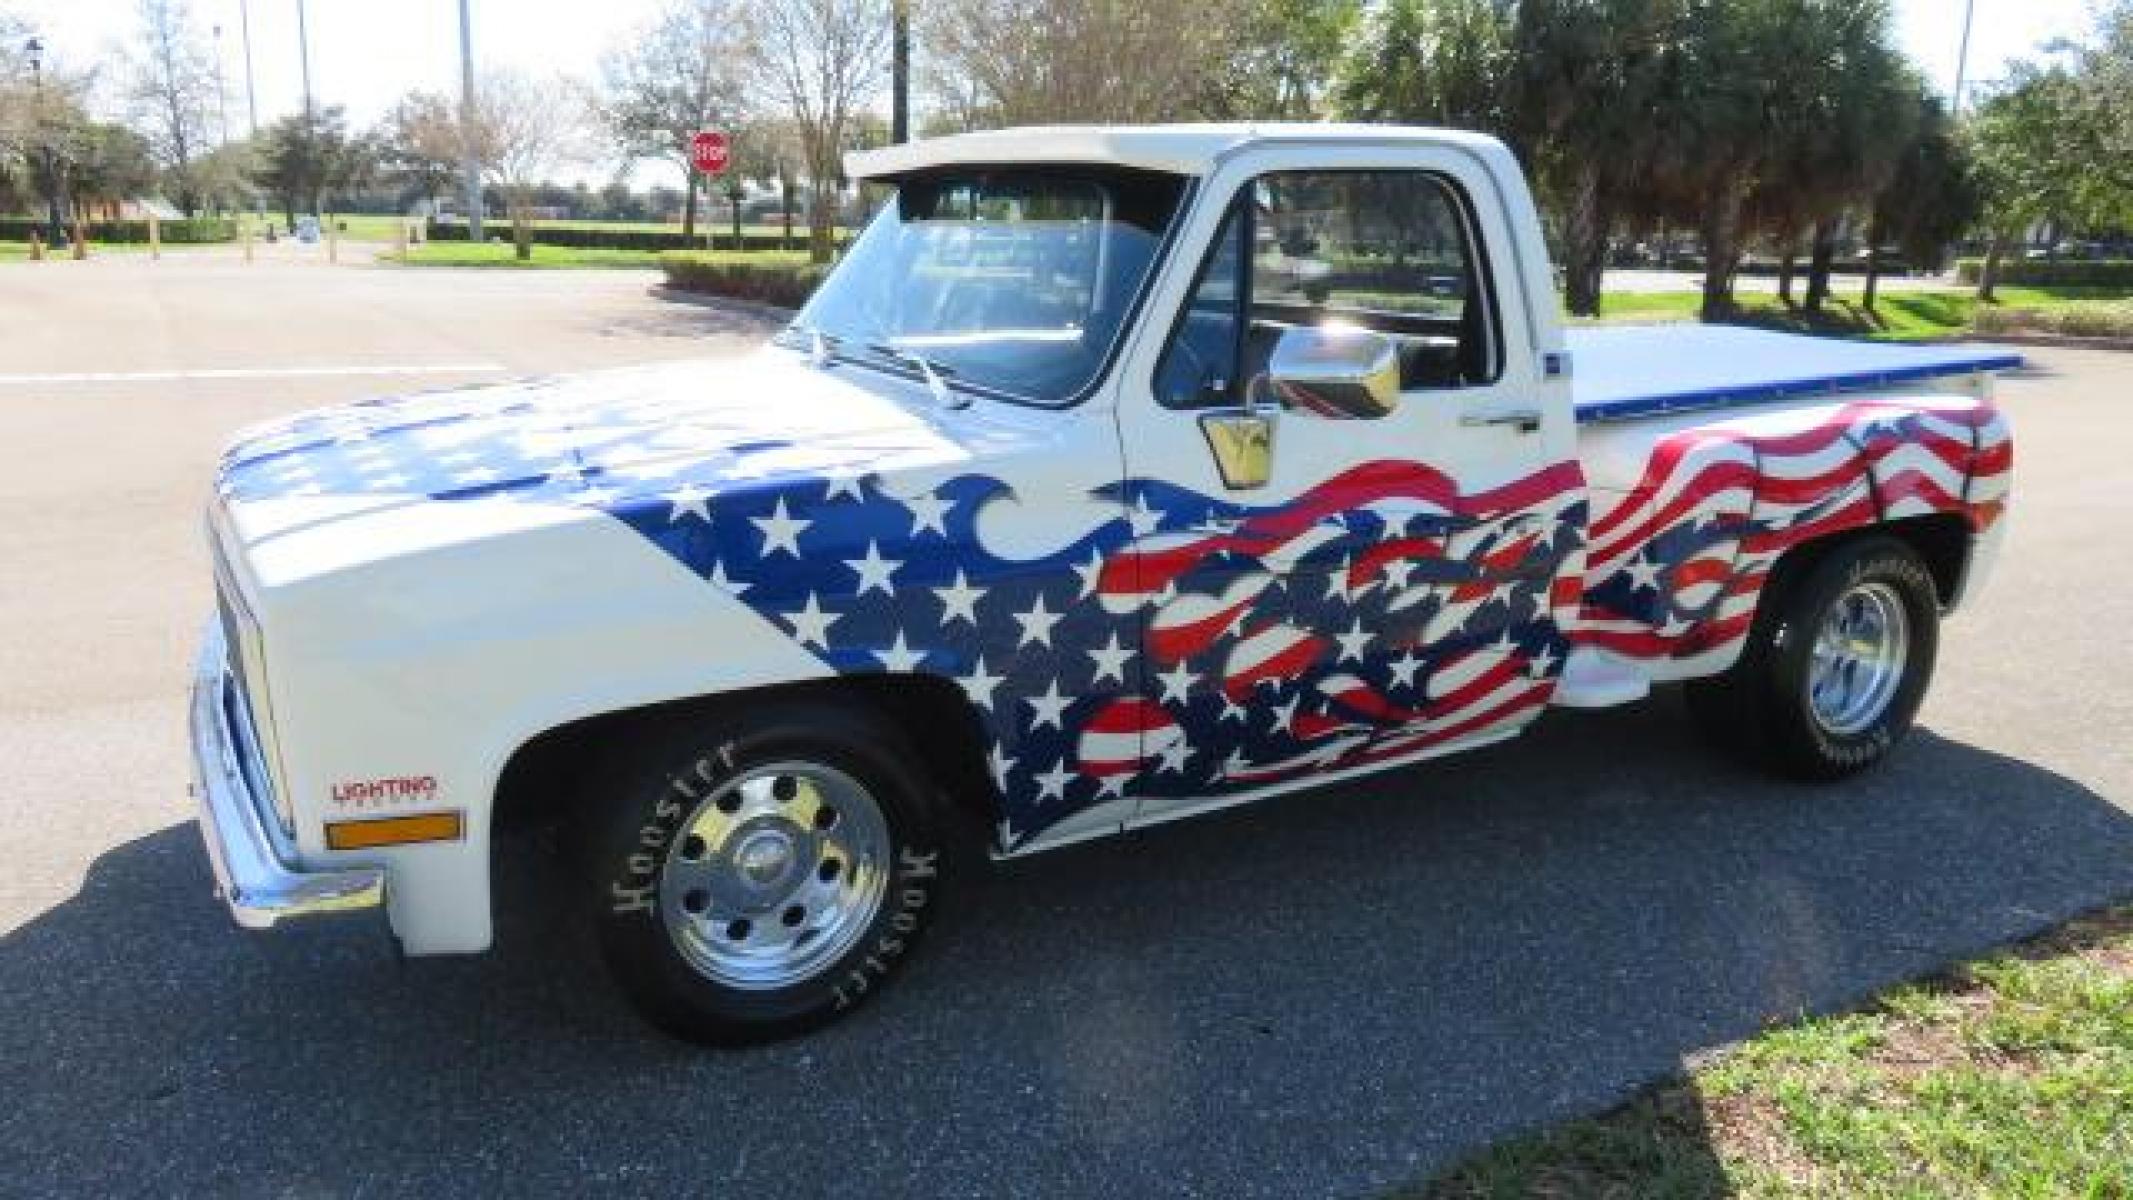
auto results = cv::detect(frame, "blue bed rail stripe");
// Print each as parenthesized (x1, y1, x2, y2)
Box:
(1572, 352, 2025, 424)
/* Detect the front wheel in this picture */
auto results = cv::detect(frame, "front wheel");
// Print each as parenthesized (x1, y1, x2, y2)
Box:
(582, 701, 946, 1044)
(1689, 537, 1940, 780)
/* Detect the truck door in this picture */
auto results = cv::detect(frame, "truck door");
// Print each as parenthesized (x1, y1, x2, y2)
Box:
(1108, 150, 1584, 816)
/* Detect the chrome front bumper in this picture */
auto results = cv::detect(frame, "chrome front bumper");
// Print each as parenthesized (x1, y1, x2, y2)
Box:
(191, 619, 384, 928)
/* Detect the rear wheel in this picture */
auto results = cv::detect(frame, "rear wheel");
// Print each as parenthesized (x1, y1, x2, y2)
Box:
(583, 701, 945, 1044)
(1688, 537, 1939, 780)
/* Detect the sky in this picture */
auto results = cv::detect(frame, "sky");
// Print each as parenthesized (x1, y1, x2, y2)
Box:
(8, 0, 2109, 186)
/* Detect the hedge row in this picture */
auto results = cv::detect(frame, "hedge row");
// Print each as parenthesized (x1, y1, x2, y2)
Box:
(1956, 258, 2133, 287)
(0, 216, 236, 243)
(431, 221, 838, 255)
(659, 251, 828, 309)
(1972, 299, 2133, 339)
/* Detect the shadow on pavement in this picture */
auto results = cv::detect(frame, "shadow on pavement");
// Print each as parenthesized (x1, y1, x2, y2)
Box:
(6, 693, 2130, 1197)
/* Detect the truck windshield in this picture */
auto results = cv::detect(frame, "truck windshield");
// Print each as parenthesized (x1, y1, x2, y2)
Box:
(791, 167, 1190, 407)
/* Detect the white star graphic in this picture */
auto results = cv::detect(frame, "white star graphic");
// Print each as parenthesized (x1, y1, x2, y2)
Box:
(904, 489, 952, 537)
(1219, 748, 1250, 781)
(1491, 629, 1519, 655)
(666, 481, 712, 524)
(1013, 593, 1063, 648)
(934, 570, 983, 627)
(988, 745, 1016, 790)
(1033, 760, 1075, 805)
(1381, 557, 1416, 590)
(1071, 548, 1106, 600)
(822, 467, 868, 501)
(706, 559, 749, 595)
(784, 593, 837, 649)
(1219, 695, 1250, 724)
(876, 632, 926, 673)
(1156, 660, 1196, 705)
(752, 497, 811, 558)
(1025, 680, 1072, 731)
(959, 655, 1004, 709)
(1127, 494, 1163, 535)
(1325, 559, 1354, 603)
(1528, 644, 1559, 679)
(1335, 617, 1374, 664)
(1094, 771, 1130, 800)
(845, 540, 900, 597)
(1087, 632, 1134, 685)
(1389, 649, 1423, 690)
(1156, 736, 1194, 774)
(1625, 553, 1662, 592)
(1269, 692, 1301, 733)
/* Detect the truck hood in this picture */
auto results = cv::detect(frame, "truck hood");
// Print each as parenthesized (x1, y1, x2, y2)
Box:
(214, 349, 1032, 576)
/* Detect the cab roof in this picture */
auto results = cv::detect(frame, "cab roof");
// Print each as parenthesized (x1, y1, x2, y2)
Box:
(844, 123, 1507, 180)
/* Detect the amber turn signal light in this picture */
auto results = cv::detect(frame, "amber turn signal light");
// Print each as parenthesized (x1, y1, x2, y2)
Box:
(325, 810, 464, 851)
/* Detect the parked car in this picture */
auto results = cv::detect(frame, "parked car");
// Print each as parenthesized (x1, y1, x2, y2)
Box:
(193, 124, 2017, 1044)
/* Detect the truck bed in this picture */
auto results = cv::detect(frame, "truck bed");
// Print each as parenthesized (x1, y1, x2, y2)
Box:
(1567, 325, 2023, 424)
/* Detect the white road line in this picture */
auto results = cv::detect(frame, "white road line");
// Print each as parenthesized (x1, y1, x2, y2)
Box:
(0, 363, 508, 385)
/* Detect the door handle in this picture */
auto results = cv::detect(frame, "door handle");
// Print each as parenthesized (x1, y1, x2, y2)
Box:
(1460, 408, 1543, 433)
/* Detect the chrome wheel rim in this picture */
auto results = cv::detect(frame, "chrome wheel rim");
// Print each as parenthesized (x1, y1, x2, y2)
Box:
(1807, 581, 1910, 736)
(658, 760, 891, 991)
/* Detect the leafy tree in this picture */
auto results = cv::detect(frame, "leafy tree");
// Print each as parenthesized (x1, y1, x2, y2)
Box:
(1334, 0, 1516, 133)
(1965, 67, 2093, 300)
(599, 0, 751, 239)
(1864, 93, 1976, 309)
(257, 105, 368, 227)
(1506, 0, 1681, 315)
(375, 90, 461, 215)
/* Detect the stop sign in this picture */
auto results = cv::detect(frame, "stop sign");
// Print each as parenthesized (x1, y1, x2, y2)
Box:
(690, 130, 730, 175)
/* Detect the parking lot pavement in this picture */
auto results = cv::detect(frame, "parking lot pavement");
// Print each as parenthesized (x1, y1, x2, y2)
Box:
(3, 259, 2130, 1197)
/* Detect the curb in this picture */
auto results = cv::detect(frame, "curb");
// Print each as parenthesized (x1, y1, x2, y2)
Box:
(1957, 331, 2133, 353)
(647, 285, 797, 322)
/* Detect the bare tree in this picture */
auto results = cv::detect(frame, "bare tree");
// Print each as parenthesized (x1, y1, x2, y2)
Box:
(126, 0, 221, 215)
(599, 0, 751, 239)
(746, 0, 890, 262)
(469, 68, 588, 259)
(922, 0, 1310, 128)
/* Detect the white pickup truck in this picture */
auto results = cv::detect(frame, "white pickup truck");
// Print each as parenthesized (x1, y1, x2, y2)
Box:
(193, 124, 2016, 1043)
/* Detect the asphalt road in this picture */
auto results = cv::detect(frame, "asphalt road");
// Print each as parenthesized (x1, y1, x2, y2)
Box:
(3, 256, 2131, 1198)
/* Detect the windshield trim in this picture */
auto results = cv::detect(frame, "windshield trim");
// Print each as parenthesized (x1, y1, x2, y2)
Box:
(781, 171, 1200, 411)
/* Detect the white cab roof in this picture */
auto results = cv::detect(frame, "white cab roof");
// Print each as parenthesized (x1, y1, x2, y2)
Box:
(845, 123, 1506, 180)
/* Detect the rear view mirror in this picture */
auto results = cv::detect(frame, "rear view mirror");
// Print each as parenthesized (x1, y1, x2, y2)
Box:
(1267, 325, 1400, 420)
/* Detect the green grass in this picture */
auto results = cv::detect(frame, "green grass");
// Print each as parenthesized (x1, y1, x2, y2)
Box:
(381, 241, 674, 269)
(1414, 905, 2133, 1198)
(1575, 285, 2133, 341)
(0, 239, 158, 260)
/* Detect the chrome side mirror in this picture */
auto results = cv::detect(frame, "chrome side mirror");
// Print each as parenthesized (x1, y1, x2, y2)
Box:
(1266, 324, 1400, 420)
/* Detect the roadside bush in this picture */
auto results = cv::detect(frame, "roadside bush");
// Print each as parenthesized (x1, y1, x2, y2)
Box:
(1972, 299, 2133, 339)
(433, 221, 836, 255)
(0, 216, 236, 243)
(659, 251, 829, 309)
(1955, 258, 2133, 288)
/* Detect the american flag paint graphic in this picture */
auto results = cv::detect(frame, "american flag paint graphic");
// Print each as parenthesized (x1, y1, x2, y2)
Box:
(1579, 399, 2013, 665)
(214, 365, 2008, 852)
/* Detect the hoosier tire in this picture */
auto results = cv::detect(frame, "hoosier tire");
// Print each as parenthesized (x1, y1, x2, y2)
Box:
(582, 701, 946, 1045)
(1687, 537, 1940, 781)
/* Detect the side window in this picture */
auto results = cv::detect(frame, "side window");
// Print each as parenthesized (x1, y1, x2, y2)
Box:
(1156, 169, 1500, 410)
(1153, 203, 1246, 409)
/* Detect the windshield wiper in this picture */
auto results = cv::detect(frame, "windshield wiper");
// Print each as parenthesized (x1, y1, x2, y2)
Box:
(865, 341, 968, 411)
(780, 321, 841, 368)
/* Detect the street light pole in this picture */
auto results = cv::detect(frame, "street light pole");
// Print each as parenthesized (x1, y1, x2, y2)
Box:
(24, 38, 67, 249)
(1953, 0, 1978, 114)
(239, 0, 259, 134)
(295, 0, 314, 125)
(457, 0, 484, 241)
(212, 24, 231, 145)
